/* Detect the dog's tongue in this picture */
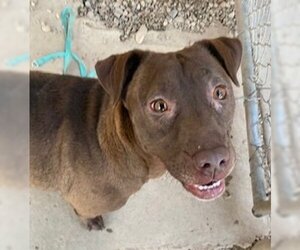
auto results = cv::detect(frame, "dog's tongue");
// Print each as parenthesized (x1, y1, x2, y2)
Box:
(183, 179, 225, 200)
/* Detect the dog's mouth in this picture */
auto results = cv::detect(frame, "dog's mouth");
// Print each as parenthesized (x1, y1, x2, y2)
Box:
(183, 179, 226, 200)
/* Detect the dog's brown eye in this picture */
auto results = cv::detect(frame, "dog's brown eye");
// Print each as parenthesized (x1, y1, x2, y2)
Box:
(150, 99, 168, 113)
(213, 86, 227, 100)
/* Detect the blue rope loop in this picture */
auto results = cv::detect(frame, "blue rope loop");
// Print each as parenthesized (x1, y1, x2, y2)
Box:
(30, 6, 96, 78)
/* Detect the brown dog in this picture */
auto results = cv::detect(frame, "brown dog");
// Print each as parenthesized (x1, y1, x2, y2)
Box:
(30, 37, 242, 230)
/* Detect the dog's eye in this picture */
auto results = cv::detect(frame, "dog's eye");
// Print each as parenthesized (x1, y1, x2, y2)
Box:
(213, 86, 227, 100)
(150, 99, 168, 113)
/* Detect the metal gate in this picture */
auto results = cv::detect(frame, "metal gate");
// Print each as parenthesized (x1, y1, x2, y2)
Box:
(235, 0, 271, 217)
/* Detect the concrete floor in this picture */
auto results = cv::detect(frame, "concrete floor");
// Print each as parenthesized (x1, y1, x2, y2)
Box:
(1, 0, 271, 249)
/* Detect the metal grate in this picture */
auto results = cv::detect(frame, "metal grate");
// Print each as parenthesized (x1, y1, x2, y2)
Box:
(236, 0, 271, 216)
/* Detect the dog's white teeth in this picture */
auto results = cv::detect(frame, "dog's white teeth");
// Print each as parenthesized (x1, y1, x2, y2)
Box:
(194, 184, 205, 190)
(195, 180, 222, 191)
(212, 180, 221, 188)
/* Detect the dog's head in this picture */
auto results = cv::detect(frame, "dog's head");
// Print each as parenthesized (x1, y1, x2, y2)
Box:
(95, 37, 242, 201)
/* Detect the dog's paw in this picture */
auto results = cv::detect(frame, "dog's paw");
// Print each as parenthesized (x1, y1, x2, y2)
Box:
(86, 215, 105, 231)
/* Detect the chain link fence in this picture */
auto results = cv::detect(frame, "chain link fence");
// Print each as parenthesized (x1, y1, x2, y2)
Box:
(236, 0, 271, 216)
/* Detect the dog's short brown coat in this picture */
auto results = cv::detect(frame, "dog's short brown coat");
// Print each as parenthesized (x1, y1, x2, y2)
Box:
(30, 37, 242, 229)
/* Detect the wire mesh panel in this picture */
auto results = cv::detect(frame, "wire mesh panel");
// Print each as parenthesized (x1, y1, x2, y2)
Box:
(235, 0, 271, 216)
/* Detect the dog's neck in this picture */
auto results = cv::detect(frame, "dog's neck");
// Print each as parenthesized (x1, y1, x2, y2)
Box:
(97, 99, 166, 180)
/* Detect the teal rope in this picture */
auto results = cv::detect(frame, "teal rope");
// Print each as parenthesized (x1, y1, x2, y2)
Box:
(32, 52, 65, 67)
(32, 7, 96, 77)
(87, 69, 97, 78)
(6, 53, 29, 66)
(6, 6, 96, 78)
(61, 7, 74, 74)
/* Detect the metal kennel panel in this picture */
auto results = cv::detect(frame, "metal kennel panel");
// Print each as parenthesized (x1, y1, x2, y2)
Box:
(235, 0, 271, 217)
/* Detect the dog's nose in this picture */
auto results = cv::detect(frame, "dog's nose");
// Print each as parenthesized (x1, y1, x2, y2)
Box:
(193, 147, 230, 171)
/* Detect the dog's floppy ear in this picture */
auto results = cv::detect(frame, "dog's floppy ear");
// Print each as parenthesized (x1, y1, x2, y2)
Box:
(201, 37, 242, 86)
(95, 50, 147, 103)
